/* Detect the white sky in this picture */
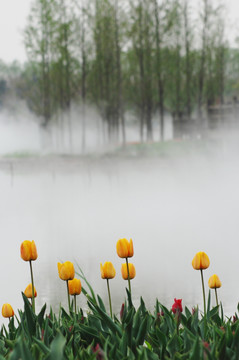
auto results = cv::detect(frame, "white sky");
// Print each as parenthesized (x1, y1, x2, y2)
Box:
(0, 0, 239, 63)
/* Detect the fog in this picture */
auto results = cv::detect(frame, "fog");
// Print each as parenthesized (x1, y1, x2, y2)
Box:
(0, 101, 174, 155)
(0, 105, 239, 323)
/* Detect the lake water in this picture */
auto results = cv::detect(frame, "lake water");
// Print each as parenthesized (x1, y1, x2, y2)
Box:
(0, 140, 239, 323)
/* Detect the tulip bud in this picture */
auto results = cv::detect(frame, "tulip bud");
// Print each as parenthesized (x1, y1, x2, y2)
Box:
(121, 263, 136, 280)
(20, 240, 38, 261)
(116, 238, 134, 258)
(68, 278, 82, 295)
(58, 261, 75, 281)
(2, 304, 14, 318)
(208, 274, 222, 289)
(100, 262, 116, 279)
(120, 303, 125, 320)
(24, 283, 37, 298)
(172, 298, 183, 314)
(192, 252, 210, 270)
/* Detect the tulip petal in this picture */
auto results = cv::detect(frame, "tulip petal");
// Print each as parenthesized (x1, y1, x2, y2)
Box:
(121, 263, 136, 280)
(128, 239, 134, 257)
(100, 263, 105, 279)
(192, 252, 210, 270)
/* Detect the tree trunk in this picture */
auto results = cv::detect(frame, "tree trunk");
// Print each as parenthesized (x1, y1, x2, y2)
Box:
(154, 0, 164, 141)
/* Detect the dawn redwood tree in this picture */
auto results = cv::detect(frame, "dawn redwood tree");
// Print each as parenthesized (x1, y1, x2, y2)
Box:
(129, 0, 154, 142)
(53, 0, 77, 151)
(214, 13, 227, 106)
(153, 0, 165, 141)
(114, 0, 126, 144)
(89, 0, 126, 143)
(173, 0, 183, 122)
(24, 0, 56, 125)
(182, 0, 193, 121)
(197, 0, 211, 120)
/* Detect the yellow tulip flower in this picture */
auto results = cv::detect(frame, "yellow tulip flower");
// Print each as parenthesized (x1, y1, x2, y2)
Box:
(116, 238, 134, 258)
(20, 240, 38, 313)
(192, 252, 210, 270)
(121, 263, 136, 280)
(100, 262, 116, 279)
(58, 261, 75, 281)
(24, 283, 37, 298)
(20, 240, 38, 261)
(208, 274, 221, 306)
(68, 278, 82, 296)
(100, 262, 116, 318)
(192, 251, 210, 315)
(2, 304, 14, 318)
(58, 261, 75, 312)
(208, 274, 221, 289)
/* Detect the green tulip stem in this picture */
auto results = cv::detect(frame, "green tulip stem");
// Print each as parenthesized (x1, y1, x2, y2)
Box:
(29, 260, 35, 313)
(176, 311, 180, 336)
(107, 279, 113, 318)
(74, 294, 77, 314)
(215, 288, 219, 307)
(66, 280, 70, 312)
(200, 269, 206, 315)
(126, 258, 131, 294)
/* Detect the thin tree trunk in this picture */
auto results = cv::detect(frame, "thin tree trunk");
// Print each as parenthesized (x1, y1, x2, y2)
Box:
(183, 0, 192, 121)
(198, 0, 209, 119)
(138, 0, 145, 143)
(81, 8, 87, 153)
(114, 0, 126, 145)
(154, 0, 164, 141)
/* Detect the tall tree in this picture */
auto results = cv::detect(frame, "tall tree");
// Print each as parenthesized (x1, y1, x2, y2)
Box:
(183, 0, 193, 120)
(130, 0, 154, 141)
(197, 0, 210, 119)
(24, 0, 55, 125)
(153, 0, 165, 141)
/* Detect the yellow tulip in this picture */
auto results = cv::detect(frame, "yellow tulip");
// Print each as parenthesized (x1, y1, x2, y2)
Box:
(100, 262, 116, 279)
(121, 263, 136, 280)
(2, 304, 14, 318)
(192, 252, 210, 270)
(116, 238, 134, 258)
(192, 251, 210, 315)
(100, 262, 116, 318)
(68, 278, 82, 295)
(24, 283, 37, 298)
(208, 274, 222, 289)
(58, 261, 75, 281)
(20, 240, 38, 261)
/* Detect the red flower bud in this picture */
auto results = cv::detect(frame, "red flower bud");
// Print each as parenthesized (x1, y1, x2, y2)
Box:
(120, 303, 125, 321)
(203, 341, 210, 349)
(172, 298, 183, 314)
(92, 343, 104, 360)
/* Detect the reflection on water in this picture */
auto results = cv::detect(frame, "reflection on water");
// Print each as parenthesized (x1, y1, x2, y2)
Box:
(0, 147, 239, 323)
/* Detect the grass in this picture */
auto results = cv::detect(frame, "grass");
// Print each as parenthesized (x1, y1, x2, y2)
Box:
(0, 137, 223, 160)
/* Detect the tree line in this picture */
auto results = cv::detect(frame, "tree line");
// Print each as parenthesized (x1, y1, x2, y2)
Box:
(1, 0, 239, 149)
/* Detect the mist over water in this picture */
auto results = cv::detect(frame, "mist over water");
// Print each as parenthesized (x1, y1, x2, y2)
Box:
(0, 105, 41, 154)
(0, 101, 174, 155)
(0, 106, 239, 322)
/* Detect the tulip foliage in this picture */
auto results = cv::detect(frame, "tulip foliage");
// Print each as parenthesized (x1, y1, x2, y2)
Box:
(1, 282, 239, 359)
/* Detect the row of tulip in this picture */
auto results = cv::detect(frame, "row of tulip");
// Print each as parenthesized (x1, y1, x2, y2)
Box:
(1, 238, 136, 319)
(2, 238, 221, 322)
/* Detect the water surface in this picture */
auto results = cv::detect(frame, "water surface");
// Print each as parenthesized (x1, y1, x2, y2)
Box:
(0, 144, 238, 323)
